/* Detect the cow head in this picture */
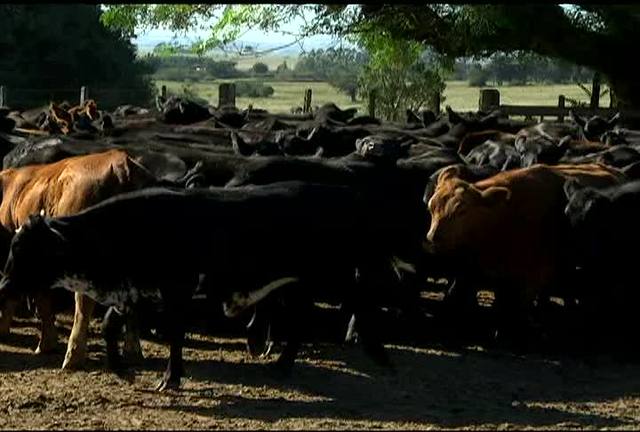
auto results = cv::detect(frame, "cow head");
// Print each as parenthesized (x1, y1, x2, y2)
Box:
(0, 214, 68, 304)
(570, 111, 621, 141)
(425, 167, 510, 255)
(83, 99, 99, 121)
(601, 129, 627, 146)
(563, 178, 611, 230)
(355, 135, 412, 163)
(48, 102, 72, 135)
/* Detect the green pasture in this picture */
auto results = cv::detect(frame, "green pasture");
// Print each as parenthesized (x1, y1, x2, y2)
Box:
(156, 79, 363, 113)
(155, 79, 611, 115)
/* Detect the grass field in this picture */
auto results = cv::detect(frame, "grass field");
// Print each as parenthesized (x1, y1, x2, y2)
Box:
(156, 79, 611, 115)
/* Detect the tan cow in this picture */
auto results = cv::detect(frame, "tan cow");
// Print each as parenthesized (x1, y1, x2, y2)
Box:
(0, 149, 156, 369)
(425, 163, 625, 331)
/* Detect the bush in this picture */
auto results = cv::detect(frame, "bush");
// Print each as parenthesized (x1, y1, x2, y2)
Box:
(234, 81, 275, 98)
(251, 62, 269, 75)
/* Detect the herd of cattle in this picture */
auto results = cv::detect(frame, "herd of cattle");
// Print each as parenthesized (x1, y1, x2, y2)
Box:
(0, 95, 639, 391)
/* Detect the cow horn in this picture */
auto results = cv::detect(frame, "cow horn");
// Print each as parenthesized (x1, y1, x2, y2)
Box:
(608, 112, 621, 125)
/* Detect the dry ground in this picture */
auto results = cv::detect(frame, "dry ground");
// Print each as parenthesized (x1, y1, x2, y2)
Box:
(2, 300, 640, 431)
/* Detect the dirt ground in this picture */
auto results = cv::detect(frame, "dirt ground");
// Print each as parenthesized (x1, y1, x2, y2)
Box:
(2, 300, 640, 431)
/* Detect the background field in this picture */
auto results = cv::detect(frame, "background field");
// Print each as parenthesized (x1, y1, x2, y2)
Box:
(156, 79, 610, 115)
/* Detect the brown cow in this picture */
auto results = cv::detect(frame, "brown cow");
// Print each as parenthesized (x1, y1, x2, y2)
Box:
(69, 99, 99, 122)
(425, 163, 625, 337)
(0, 149, 157, 369)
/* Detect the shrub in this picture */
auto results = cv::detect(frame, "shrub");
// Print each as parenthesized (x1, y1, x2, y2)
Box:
(251, 62, 269, 75)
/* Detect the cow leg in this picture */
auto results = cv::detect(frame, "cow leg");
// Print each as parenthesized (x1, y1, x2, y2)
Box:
(351, 264, 392, 369)
(344, 313, 358, 343)
(246, 304, 273, 358)
(102, 306, 125, 371)
(34, 292, 58, 354)
(492, 284, 536, 352)
(0, 297, 20, 337)
(122, 313, 144, 365)
(62, 293, 96, 370)
(155, 284, 191, 392)
(353, 305, 392, 368)
(155, 320, 185, 391)
(441, 271, 486, 346)
(271, 292, 307, 378)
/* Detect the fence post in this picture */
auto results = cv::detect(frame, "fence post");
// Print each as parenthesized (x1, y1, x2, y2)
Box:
(590, 72, 601, 110)
(479, 88, 500, 113)
(302, 88, 312, 113)
(0, 85, 5, 107)
(218, 83, 236, 108)
(161, 85, 167, 99)
(432, 93, 441, 114)
(368, 89, 377, 118)
(558, 95, 565, 122)
(80, 86, 88, 105)
(610, 89, 617, 108)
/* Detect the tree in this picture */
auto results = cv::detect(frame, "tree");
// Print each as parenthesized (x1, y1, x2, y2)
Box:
(0, 5, 154, 109)
(357, 33, 448, 121)
(101, 4, 640, 109)
(251, 62, 269, 75)
(294, 48, 368, 101)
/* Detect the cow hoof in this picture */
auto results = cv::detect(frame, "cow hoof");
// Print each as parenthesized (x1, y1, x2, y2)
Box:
(247, 340, 274, 358)
(61, 357, 84, 371)
(35, 341, 59, 355)
(155, 378, 181, 392)
(62, 347, 87, 370)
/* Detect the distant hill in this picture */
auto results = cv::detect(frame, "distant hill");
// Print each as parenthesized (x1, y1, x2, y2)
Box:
(134, 35, 343, 56)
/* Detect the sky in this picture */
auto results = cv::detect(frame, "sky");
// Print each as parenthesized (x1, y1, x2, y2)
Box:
(133, 11, 341, 54)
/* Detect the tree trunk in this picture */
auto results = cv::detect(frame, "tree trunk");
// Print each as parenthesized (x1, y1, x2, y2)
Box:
(606, 73, 640, 110)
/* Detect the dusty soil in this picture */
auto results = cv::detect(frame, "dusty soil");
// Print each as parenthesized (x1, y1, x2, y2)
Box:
(2, 301, 640, 431)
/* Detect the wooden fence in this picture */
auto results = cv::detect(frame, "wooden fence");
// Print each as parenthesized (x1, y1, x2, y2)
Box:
(5, 81, 637, 122)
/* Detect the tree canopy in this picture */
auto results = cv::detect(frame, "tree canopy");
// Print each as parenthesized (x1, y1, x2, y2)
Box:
(101, 4, 640, 108)
(0, 4, 154, 109)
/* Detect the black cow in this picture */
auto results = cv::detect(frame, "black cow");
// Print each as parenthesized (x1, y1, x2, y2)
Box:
(514, 135, 569, 167)
(560, 144, 640, 168)
(563, 178, 640, 354)
(569, 110, 620, 141)
(156, 96, 212, 125)
(0, 182, 394, 391)
(464, 140, 521, 171)
(428, 106, 502, 149)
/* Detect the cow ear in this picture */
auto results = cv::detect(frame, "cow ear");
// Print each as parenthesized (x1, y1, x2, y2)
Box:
(436, 164, 465, 183)
(569, 110, 586, 128)
(563, 178, 583, 199)
(481, 186, 511, 205)
(446, 106, 463, 124)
